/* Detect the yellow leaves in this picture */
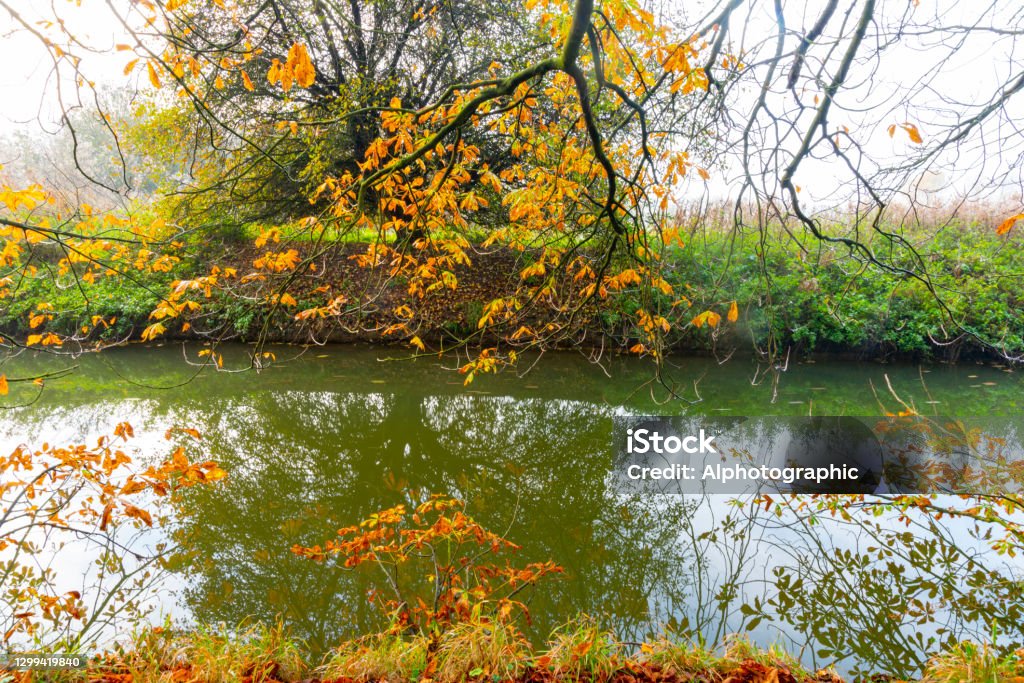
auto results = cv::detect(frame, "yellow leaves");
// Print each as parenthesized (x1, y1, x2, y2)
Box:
(140, 322, 166, 342)
(123, 504, 153, 527)
(1, 183, 47, 211)
(479, 170, 502, 194)
(520, 261, 546, 279)
(458, 191, 488, 212)
(164, 426, 203, 441)
(511, 325, 535, 341)
(267, 61, 282, 87)
(409, 335, 426, 352)
(728, 300, 739, 323)
(267, 42, 316, 92)
(638, 309, 670, 334)
(149, 301, 179, 321)
(203, 464, 228, 482)
(241, 71, 255, 91)
(112, 422, 134, 441)
(120, 478, 149, 496)
(254, 227, 281, 248)
(277, 292, 298, 307)
(254, 249, 301, 272)
(458, 347, 514, 385)
(295, 295, 348, 321)
(6, 421, 226, 635)
(0, 374, 7, 395)
(888, 122, 923, 144)
(26, 332, 61, 347)
(0, 242, 22, 269)
(477, 298, 514, 329)
(289, 43, 316, 87)
(652, 277, 674, 295)
(197, 349, 224, 368)
(147, 61, 161, 89)
(99, 502, 115, 532)
(382, 322, 408, 337)
(604, 268, 642, 291)
(691, 310, 722, 329)
(996, 213, 1024, 236)
(29, 310, 52, 329)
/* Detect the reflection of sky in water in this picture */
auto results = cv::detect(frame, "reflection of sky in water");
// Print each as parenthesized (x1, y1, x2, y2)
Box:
(2, 347, 1023, 674)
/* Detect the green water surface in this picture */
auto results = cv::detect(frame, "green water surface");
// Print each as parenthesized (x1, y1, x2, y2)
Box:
(1, 344, 1021, 666)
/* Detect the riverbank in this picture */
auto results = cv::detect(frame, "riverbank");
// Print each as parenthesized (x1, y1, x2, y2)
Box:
(2, 222, 1022, 362)
(5, 622, 1018, 683)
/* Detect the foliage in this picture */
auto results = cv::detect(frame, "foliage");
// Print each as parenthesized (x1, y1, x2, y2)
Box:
(433, 618, 532, 681)
(2, 2, 1024, 680)
(536, 617, 621, 681)
(0, 620, 898, 683)
(320, 633, 429, 682)
(136, 0, 538, 230)
(5, 212, 1023, 362)
(291, 495, 563, 638)
(640, 634, 812, 681)
(656, 218, 1024, 360)
(0, 0, 739, 382)
(0, 424, 225, 650)
(920, 641, 1024, 683)
(738, 413, 1024, 677)
(108, 619, 306, 683)
(3, 0, 1024, 377)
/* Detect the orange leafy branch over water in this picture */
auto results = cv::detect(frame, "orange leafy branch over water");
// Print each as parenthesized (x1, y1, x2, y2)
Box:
(292, 495, 563, 636)
(1, 423, 226, 646)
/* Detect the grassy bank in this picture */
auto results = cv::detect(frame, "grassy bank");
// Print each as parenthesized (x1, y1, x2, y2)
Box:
(2, 220, 1022, 362)
(5, 620, 1021, 683)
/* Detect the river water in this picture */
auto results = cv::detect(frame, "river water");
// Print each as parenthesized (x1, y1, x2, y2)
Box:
(1, 344, 1021, 674)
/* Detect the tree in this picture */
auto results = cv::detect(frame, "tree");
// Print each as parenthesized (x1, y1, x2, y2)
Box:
(121, 0, 541, 231)
(3, 0, 1023, 379)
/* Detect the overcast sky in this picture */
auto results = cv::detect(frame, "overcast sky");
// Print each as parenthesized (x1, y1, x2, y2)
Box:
(1, 0, 1022, 206)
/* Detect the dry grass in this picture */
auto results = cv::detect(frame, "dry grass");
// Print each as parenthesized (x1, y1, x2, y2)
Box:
(433, 618, 532, 682)
(318, 633, 429, 682)
(920, 642, 1024, 683)
(537, 617, 622, 682)
(114, 620, 306, 683)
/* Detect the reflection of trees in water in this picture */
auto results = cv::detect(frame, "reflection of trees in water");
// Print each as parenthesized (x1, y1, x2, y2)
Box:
(10, 388, 1022, 675)
(168, 391, 699, 653)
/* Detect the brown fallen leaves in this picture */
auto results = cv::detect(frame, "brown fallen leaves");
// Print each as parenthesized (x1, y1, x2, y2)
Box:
(0, 658, 838, 683)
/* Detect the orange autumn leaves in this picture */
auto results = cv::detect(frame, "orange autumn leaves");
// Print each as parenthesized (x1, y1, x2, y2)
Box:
(691, 301, 738, 330)
(997, 213, 1024, 236)
(1, 423, 226, 644)
(888, 121, 924, 144)
(4, 2, 748, 363)
(90, 0, 737, 362)
(2, 422, 225, 534)
(267, 43, 316, 92)
(292, 495, 563, 632)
